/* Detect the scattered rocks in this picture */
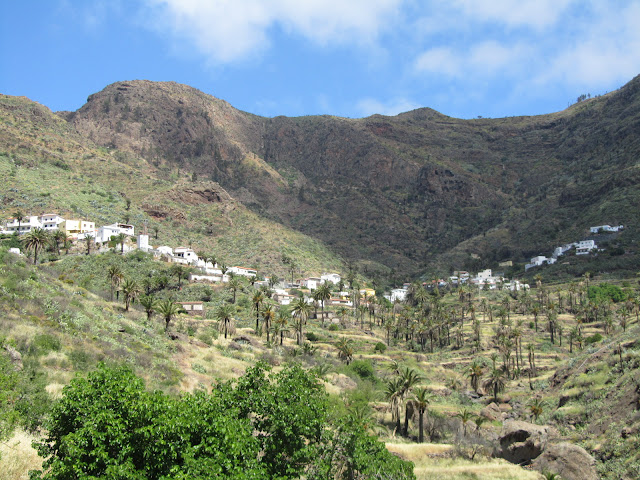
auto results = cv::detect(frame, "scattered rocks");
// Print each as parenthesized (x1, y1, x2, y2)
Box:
(480, 402, 502, 421)
(531, 442, 598, 480)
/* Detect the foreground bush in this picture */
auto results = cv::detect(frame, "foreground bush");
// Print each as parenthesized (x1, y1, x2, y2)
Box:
(31, 362, 415, 479)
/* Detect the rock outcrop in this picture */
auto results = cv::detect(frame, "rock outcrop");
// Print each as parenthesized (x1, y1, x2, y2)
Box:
(532, 442, 599, 480)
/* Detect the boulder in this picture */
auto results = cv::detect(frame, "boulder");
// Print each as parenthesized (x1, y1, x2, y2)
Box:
(480, 402, 502, 421)
(4, 345, 23, 371)
(498, 420, 553, 464)
(532, 442, 598, 480)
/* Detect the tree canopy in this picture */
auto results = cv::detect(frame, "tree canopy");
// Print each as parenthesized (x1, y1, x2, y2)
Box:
(31, 363, 415, 480)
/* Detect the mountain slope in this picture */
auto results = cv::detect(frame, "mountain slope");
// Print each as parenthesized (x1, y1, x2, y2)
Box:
(64, 76, 640, 279)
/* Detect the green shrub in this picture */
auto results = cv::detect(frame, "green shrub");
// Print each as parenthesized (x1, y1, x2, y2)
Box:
(373, 342, 387, 353)
(588, 283, 626, 303)
(348, 359, 375, 381)
(31, 334, 61, 355)
(585, 333, 603, 344)
(306, 332, 321, 342)
(328, 324, 339, 331)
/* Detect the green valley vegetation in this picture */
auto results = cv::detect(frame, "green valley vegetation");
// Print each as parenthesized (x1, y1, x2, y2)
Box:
(30, 363, 414, 480)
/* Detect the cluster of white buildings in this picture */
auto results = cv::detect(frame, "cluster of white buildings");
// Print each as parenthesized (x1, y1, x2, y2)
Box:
(526, 237, 600, 271)
(1, 213, 137, 248)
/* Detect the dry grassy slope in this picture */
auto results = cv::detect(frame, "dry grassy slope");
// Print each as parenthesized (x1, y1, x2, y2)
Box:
(67, 75, 640, 278)
(0, 94, 345, 277)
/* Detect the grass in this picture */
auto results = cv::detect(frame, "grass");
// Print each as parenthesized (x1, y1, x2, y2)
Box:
(0, 430, 43, 480)
(386, 443, 542, 480)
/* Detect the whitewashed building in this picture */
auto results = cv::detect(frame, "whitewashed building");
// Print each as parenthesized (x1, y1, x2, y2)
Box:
(3, 216, 42, 234)
(590, 225, 623, 233)
(228, 266, 257, 277)
(321, 273, 341, 285)
(40, 214, 65, 231)
(576, 240, 597, 255)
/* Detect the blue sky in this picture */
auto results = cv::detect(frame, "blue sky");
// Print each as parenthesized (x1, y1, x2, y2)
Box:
(1, 1, 639, 119)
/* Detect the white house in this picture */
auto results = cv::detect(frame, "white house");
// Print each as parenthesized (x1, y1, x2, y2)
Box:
(156, 246, 174, 256)
(576, 240, 597, 255)
(173, 247, 200, 265)
(94, 223, 135, 244)
(590, 225, 623, 233)
(228, 266, 257, 277)
(385, 288, 408, 303)
(299, 277, 322, 290)
(321, 273, 341, 285)
(8, 247, 22, 256)
(525, 256, 556, 271)
(189, 273, 229, 283)
(3, 216, 42, 234)
(273, 291, 295, 305)
(40, 214, 65, 231)
(553, 243, 574, 258)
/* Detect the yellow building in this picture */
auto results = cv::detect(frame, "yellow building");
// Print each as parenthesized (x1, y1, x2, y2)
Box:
(60, 219, 95, 238)
(359, 288, 376, 298)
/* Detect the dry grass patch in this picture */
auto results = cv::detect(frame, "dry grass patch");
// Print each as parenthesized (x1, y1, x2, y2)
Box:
(0, 430, 43, 480)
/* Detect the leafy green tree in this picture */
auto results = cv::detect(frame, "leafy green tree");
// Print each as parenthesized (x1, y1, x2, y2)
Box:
(308, 413, 415, 480)
(455, 408, 474, 437)
(50, 230, 67, 256)
(23, 228, 50, 265)
(12, 210, 24, 233)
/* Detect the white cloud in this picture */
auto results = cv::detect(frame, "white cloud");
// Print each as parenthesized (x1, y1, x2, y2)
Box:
(414, 46, 462, 77)
(143, 0, 402, 63)
(414, 41, 526, 78)
(533, 1, 640, 88)
(448, 0, 576, 30)
(356, 97, 421, 117)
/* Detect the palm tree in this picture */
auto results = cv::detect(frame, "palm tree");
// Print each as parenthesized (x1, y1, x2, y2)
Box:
(529, 397, 544, 422)
(261, 304, 276, 342)
(50, 230, 66, 256)
(315, 283, 332, 325)
(336, 337, 355, 365)
(157, 299, 182, 332)
(23, 228, 49, 265)
(170, 264, 187, 289)
(400, 367, 423, 436)
(455, 408, 474, 437)
(228, 276, 242, 304)
(483, 367, 506, 402)
(468, 359, 484, 393)
(107, 264, 124, 301)
(384, 377, 404, 435)
(84, 233, 94, 255)
(412, 387, 431, 443)
(215, 304, 235, 339)
(114, 232, 127, 253)
(139, 295, 157, 322)
(274, 309, 290, 345)
(120, 278, 140, 311)
(12, 210, 24, 234)
(252, 290, 265, 332)
(291, 297, 312, 345)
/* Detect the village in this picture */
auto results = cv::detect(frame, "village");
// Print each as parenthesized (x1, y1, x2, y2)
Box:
(2, 212, 620, 317)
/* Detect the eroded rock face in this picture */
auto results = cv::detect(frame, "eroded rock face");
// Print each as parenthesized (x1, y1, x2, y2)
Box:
(497, 420, 553, 464)
(532, 442, 599, 480)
